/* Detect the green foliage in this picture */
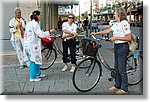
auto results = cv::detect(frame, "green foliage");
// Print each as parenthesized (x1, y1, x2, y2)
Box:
(81, 11, 88, 19)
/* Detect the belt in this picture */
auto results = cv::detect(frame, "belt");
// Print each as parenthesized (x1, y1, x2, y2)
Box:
(63, 38, 75, 41)
(114, 42, 128, 45)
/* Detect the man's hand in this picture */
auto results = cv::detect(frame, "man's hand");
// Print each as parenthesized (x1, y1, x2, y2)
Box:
(20, 27, 24, 31)
(16, 22, 22, 28)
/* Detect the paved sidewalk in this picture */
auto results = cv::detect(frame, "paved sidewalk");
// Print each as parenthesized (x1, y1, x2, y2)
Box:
(0, 40, 143, 95)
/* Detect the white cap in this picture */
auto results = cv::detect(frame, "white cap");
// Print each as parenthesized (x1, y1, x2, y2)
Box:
(14, 7, 21, 13)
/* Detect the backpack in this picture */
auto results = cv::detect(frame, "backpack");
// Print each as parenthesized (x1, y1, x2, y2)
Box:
(128, 33, 138, 52)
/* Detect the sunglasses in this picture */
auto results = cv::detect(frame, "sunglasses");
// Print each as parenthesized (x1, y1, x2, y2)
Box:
(15, 12, 21, 14)
(68, 17, 74, 19)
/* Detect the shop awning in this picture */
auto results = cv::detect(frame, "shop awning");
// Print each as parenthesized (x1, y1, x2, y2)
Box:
(47, 0, 78, 5)
(94, 12, 113, 16)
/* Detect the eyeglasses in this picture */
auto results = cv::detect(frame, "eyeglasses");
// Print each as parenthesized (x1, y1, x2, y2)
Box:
(68, 17, 74, 19)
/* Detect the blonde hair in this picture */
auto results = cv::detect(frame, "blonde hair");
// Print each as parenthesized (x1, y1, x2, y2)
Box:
(115, 8, 127, 21)
(68, 13, 75, 19)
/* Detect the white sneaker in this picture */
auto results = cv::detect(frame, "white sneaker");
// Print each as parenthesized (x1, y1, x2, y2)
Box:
(62, 66, 68, 72)
(70, 66, 76, 73)
(20, 66, 24, 69)
(26, 62, 30, 67)
(30, 78, 41, 82)
(39, 74, 46, 78)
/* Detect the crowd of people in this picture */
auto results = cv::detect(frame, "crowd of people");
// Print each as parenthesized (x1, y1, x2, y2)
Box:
(9, 7, 132, 94)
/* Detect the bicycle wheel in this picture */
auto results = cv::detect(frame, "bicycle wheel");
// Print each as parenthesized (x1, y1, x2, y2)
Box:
(77, 56, 93, 69)
(127, 54, 143, 85)
(73, 57, 102, 92)
(40, 48, 57, 70)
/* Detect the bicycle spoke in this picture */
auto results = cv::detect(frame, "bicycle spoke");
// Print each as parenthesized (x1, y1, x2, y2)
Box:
(127, 54, 143, 85)
(40, 48, 57, 70)
(73, 57, 102, 92)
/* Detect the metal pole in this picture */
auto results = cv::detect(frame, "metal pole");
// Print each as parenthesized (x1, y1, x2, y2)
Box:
(90, 0, 93, 34)
(79, 2, 80, 27)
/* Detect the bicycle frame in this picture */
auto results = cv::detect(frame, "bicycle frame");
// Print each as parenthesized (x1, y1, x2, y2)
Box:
(53, 39, 63, 55)
(91, 35, 113, 71)
(97, 49, 113, 71)
(72, 35, 143, 92)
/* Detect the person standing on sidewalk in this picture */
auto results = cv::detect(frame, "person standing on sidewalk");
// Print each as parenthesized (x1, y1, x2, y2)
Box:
(57, 16, 63, 31)
(61, 13, 78, 73)
(83, 17, 89, 36)
(9, 8, 28, 69)
(24, 10, 55, 82)
(91, 7, 132, 95)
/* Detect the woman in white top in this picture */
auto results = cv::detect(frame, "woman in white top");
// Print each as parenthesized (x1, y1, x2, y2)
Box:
(92, 8, 132, 94)
(24, 10, 55, 82)
(61, 13, 78, 73)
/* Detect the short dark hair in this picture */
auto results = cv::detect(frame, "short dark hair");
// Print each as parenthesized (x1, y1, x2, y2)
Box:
(31, 10, 41, 21)
(30, 15, 33, 20)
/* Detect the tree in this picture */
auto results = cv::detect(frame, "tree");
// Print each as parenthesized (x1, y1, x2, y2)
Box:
(81, 11, 88, 19)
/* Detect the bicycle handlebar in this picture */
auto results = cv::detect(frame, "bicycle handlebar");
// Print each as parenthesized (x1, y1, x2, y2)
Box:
(50, 34, 62, 39)
(50, 33, 85, 39)
(91, 34, 112, 43)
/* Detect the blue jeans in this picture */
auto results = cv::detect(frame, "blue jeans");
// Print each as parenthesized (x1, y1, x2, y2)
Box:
(114, 42, 129, 92)
(30, 61, 41, 79)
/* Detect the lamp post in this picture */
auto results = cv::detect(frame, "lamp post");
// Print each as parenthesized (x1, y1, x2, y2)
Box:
(79, 1, 80, 26)
(90, 0, 93, 34)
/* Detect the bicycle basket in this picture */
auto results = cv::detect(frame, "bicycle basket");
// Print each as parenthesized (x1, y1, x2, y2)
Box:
(81, 39, 98, 57)
(41, 36, 54, 49)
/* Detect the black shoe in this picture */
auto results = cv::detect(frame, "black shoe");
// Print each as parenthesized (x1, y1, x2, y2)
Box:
(23, 65, 28, 68)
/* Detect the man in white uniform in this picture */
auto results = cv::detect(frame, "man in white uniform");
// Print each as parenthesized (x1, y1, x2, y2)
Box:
(9, 8, 28, 68)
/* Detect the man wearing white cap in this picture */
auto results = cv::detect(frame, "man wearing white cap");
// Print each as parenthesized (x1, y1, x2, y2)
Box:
(9, 8, 28, 68)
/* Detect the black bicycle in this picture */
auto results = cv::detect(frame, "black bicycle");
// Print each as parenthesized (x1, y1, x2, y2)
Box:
(40, 34, 85, 70)
(72, 35, 143, 92)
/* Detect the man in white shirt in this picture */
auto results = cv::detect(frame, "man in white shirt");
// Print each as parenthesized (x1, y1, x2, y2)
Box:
(9, 8, 28, 68)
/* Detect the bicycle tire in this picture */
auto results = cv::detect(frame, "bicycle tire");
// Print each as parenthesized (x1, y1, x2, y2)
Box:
(73, 57, 102, 92)
(127, 54, 143, 85)
(40, 48, 57, 70)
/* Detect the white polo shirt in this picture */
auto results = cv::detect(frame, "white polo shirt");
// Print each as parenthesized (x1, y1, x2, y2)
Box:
(62, 22, 77, 40)
(111, 20, 131, 44)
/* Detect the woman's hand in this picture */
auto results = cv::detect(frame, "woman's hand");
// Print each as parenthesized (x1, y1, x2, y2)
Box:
(91, 32, 96, 35)
(109, 36, 117, 41)
(49, 29, 55, 34)
(73, 32, 78, 37)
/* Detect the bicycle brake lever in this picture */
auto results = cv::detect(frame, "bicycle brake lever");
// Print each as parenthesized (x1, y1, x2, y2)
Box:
(91, 35, 96, 39)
